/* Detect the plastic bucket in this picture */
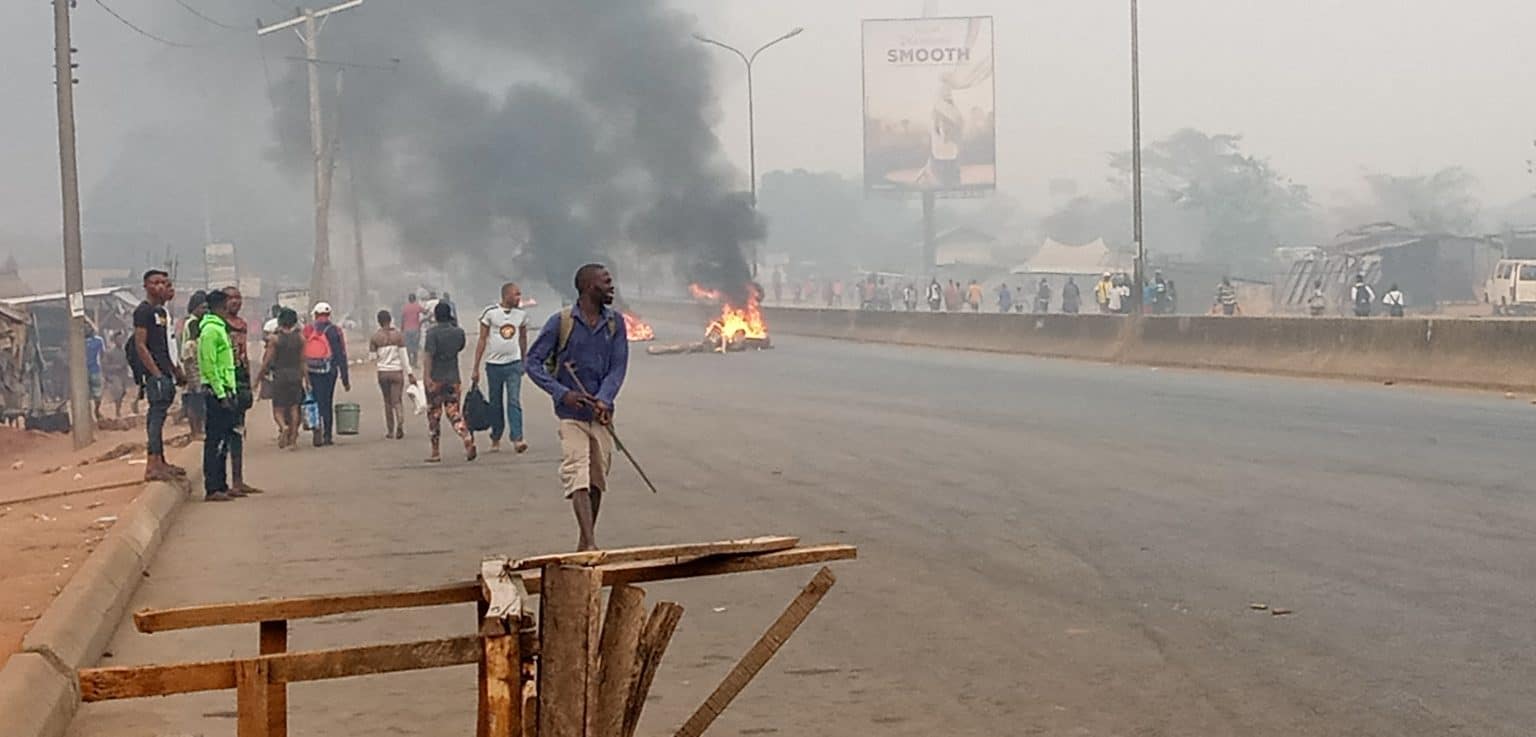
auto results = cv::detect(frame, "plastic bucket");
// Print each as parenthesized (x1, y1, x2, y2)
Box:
(334, 402, 362, 435)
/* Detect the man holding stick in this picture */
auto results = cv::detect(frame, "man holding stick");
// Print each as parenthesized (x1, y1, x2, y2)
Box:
(526, 264, 630, 552)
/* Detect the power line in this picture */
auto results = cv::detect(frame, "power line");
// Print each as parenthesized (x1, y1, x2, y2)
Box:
(172, 0, 244, 30)
(91, 0, 204, 48)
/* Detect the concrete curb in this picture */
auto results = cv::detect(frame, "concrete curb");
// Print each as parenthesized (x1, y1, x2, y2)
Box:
(2, 472, 192, 737)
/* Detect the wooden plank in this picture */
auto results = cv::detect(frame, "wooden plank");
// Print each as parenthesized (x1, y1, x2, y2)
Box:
(258, 620, 288, 737)
(484, 630, 522, 737)
(511, 537, 799, 570)
(593, 585, 647, 737)
(620, 602, 684, 737)
(134, 581, 481, 633)
(236, 658, 270, 737)
(132, 544, 856, 634)
(477, 599, 492, 737)
(599, 545, 856, 589)
(673, 567, 837, 737)
(539, 565, 604, 737)
(80, 637, 483, 701)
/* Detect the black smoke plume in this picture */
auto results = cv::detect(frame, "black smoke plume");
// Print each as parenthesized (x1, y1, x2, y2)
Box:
(266, 0, 762, 299)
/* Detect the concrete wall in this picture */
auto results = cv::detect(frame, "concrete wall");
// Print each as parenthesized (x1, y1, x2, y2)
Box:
(635, 302, 1536, 391)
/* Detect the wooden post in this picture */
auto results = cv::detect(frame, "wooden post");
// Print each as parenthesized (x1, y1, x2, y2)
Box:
(593, 585, 646, 737)
(539, 565, 603, 737)
(258, 620, 287, 737)
(620, 602, 684, 737)
(235, 658, 271, 737)
(485, 618, 523, 737)
(477, 598, 491, 737)
(673, 567, 837, 737)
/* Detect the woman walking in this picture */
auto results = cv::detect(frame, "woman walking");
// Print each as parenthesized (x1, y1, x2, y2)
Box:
(255, 308, 307, 449)
(370, 309, 414, 440)
(421, 301, 477, 463)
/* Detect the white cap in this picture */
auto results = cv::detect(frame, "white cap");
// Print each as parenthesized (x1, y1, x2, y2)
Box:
(312, 301, 333, 315)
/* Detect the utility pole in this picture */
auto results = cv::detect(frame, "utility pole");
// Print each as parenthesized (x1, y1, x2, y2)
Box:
(1130, 0, 1147, 313)
(334, 69, 368, 315)
(53, 0, 92, 449)
(257, 0, 365, 304)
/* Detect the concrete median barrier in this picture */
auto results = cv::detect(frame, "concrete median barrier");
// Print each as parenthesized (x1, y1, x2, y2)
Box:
(634, 300, 1536, 391)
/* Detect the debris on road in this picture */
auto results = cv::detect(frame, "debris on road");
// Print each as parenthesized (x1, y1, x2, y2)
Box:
(1249, 603, 1269, 611)
(1271, 608, 1294, 617)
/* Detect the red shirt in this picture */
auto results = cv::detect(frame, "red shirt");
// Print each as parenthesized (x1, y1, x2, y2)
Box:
(402, 302, 425, 332)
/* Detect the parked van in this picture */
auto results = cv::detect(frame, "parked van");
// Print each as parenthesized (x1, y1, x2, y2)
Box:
(1487, 259, 1536, 315)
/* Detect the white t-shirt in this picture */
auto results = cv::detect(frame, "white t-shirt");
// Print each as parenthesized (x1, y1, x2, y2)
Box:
(479, 304, 529, 365)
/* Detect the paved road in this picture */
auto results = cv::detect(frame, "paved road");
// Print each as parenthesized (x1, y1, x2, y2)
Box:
(68, 323, 1534, 736)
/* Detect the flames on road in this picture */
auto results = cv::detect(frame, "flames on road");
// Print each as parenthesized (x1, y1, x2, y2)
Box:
(689, 283, 768, 343)
(623, 312, 656, 342)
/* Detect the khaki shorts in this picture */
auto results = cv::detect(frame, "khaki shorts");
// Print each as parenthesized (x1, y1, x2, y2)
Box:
(558, 419, 612, 498)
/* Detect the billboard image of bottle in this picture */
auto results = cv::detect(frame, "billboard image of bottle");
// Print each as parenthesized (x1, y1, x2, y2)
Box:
(862, 16, 996, 194)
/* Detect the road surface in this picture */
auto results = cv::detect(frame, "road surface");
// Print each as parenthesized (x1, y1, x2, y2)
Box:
(68, 323, 1534, 736)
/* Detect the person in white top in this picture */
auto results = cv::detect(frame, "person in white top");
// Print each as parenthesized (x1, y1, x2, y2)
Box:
(369, 309, 416, 440)
(1382, 283, 1406, 317)
(471, 282, 531, 453)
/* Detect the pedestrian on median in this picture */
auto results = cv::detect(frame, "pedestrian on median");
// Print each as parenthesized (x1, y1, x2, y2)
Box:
(180, 291, 209, 441)
(967, 280, 983, 312)
(1095, 272, 1114, 313)
(401, 293, 425, 367)
(525, 263, 630, 552)
(997, 282, 1013, 313)
(1014, 284, 1026, 312)
(133, 270, 186, 481)
(255, 308, 306, 449)
(472, 282, 531, 453)
(85, 324, 105, 420)
(370, 309, 414, 440)
(303, 302, 350, 447)
(1062, 276, 1082, 314)
(903, 282, 918, 312)
(1307, 279, 1328, 317)
(1351, 274, 1375, 318)
(927, 278, 942, 312)
(198, 290, 241, 502)
(1383, 283, 1406, 317)
(421, 301, 477, 463)
(1215, 277, 1240, 316)
(943, 280, 959, 311)
(1035, 278, 1053, 314)
(223, 287, 262, 496)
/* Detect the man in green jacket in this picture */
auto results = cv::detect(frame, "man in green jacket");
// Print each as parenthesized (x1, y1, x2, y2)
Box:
(198, 290, 241, 502)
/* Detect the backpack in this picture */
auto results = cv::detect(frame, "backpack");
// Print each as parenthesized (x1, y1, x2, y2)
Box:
(125, 336, 145, 386)
(543, 307, 618, 377)
(1354, 285, 1373, 307)
(302, 323, 334, 372)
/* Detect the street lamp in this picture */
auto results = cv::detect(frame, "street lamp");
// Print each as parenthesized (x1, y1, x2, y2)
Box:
(1130, 0, 1146, 312)
(694, 27, 805, 275)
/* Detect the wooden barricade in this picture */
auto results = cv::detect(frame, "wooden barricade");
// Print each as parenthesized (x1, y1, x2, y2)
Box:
(78, 537, 855, 737)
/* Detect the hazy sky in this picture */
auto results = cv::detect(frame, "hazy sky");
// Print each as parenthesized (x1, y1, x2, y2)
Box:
(2, 0, 1534, 254)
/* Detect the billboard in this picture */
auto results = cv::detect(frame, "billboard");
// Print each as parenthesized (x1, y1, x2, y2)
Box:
(862, 16, 996, 194)
(204, 242, 238, 291)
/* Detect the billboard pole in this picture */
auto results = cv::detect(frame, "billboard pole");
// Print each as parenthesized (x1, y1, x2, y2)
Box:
(1130, 0, 1146, 313)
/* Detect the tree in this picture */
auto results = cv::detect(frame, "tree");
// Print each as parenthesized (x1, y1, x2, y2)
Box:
(1359, 167, 1481, 234)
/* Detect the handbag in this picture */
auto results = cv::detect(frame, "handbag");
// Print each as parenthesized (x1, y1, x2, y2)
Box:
(462, 383, 494, 432)
(301, 391, 320, 430)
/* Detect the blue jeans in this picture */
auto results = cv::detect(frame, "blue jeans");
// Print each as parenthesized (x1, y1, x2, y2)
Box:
(309, 370, 338, 441)
(484, 361, 524, 443)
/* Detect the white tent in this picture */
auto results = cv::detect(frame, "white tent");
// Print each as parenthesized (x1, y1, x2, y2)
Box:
(1011, 238, 1129, 276)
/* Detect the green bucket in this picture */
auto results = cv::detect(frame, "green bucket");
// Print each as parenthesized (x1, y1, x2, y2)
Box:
(334, 402, 362, 436)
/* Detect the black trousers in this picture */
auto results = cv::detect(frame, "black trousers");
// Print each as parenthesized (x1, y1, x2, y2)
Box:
(203, 394, 237, 494)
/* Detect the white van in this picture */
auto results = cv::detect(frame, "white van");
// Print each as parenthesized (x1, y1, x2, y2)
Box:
(1487, 259, 1536, 315)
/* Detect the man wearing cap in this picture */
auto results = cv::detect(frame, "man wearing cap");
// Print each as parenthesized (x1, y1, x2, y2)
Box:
(304, 302, 350, 446)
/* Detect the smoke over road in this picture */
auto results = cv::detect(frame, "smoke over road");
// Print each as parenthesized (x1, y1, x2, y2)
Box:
(268, 0, 762, 298)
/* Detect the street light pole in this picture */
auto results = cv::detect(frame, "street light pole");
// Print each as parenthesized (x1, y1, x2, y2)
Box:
(53, 0, 92, 449)
(1130, 0, 1146, 313)
(695, 27, 805, 276)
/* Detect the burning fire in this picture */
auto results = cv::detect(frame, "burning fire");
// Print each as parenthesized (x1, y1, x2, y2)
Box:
(690, 283, 768, 342)
(623, 312, 655, 342)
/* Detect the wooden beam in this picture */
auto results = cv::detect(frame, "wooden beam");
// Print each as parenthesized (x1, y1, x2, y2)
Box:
(236, 658, 270, 737)
(134, 581, 481, 633)
(673, 567, 838, 737)
(477, 599, 492, 737)
(131, 545, 857, 634)
(594, 585, 647, 737)
(511, 537, 799, 570)
(258, 620, 288, 737)
(539, 565, 604, 737)
(620, 602, 684, 737)
(80, 637, 483, 702)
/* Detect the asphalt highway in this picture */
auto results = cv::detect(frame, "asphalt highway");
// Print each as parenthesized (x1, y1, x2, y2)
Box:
(67, 323, 1535, 736)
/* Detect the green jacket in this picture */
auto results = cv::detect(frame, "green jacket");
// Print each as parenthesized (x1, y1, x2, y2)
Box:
(198, 313, 236, 400)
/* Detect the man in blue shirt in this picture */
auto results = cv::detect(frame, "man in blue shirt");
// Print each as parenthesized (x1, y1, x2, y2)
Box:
(85, 325, 105, 419)
(526, 263, 630, 551)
